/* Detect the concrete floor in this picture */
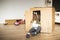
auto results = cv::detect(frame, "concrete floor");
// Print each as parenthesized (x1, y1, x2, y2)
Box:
(0, 24, 60, 40)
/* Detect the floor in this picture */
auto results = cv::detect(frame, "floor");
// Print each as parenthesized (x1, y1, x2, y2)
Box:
(0, 24, 60, 40)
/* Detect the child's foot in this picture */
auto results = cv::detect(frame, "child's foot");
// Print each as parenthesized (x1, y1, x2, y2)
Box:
(26, 33, 30, 38)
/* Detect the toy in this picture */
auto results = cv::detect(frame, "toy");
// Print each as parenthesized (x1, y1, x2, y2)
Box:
(14, 19, 25, 25)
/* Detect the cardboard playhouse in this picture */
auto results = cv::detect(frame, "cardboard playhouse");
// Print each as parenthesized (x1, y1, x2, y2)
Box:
(25, 7, 55, 33)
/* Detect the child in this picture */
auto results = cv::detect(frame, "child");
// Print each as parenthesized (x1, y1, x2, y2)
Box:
(26, 13, 41, 38)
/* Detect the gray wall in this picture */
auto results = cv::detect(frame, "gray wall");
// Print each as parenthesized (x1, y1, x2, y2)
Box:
(0, 0, 46, 23)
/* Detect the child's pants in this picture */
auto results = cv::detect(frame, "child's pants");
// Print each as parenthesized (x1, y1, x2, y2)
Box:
(28, 26, 41, 34)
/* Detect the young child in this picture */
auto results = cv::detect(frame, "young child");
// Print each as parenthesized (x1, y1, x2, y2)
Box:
(26, 13, 41, 38)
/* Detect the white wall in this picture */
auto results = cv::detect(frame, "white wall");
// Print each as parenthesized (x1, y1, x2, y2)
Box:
(0, 0, 46, 23)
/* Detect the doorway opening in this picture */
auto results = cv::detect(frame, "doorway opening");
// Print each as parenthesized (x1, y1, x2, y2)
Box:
(33, 10, 41, 24)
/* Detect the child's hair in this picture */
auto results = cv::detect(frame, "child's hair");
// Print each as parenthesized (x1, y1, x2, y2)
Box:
(31, 14, 39, 24)
(33, 14, 37, 20)
(31, 11, 41, 24)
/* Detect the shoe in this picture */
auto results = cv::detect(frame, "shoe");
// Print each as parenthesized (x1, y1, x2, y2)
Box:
(26, 33, 30, 38)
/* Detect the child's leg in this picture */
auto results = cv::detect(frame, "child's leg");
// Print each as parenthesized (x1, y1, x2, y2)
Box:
(26, 28, 36, 38)
(29, 28, 36, 33)
(35, 26, 41, 34)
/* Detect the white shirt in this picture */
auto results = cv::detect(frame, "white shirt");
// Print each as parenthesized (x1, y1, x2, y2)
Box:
(31, 20, 40, 29)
